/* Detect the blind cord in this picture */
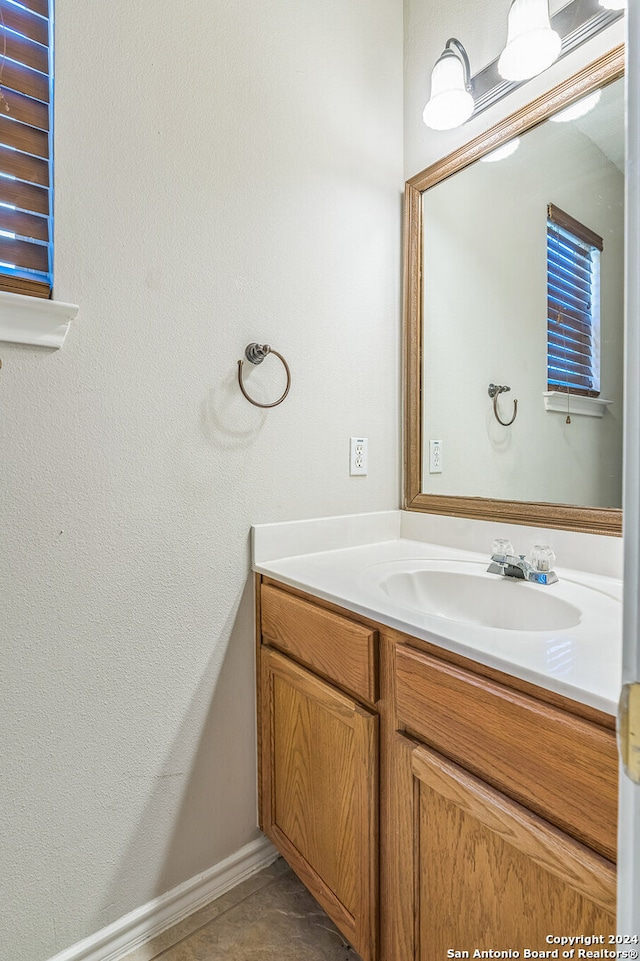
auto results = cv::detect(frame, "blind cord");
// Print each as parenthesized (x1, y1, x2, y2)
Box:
(558, 300, 572, 425)
(0, 7, 9, 114)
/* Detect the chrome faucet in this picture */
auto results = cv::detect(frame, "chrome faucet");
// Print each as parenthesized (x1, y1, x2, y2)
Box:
(487, 548, 558, 585)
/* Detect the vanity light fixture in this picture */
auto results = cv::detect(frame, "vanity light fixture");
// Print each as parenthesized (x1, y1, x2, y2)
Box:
(549, 88, 601, 122)
(422, 38, 475, 131)
(498, 0, 562, 82)
(421, 0, 623, 133)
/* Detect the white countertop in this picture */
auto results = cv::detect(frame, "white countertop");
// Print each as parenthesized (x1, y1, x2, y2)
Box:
(252, 513, 622, 716)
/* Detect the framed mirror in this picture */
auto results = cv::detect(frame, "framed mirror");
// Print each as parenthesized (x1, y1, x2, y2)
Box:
(403, 45, 624, 536)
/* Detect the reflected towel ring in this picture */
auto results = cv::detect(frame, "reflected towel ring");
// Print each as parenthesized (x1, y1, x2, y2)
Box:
(488, 383, 518, 426)
(237, 343, 291, 408)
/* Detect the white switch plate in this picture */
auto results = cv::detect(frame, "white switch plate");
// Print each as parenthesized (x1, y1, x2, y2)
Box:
(429, 439, 442, 473)
(350, 437, 368, 475)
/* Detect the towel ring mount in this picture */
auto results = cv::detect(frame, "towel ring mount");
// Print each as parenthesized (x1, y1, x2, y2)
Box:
(237, 343, 291, 408)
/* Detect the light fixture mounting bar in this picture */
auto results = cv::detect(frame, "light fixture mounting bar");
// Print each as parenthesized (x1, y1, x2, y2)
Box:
(471, 0, 623, 118)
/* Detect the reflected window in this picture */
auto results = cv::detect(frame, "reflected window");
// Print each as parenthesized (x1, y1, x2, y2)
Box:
(547, 203, 602, 397)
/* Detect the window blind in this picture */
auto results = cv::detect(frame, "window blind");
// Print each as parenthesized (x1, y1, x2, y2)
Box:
(0, 0, 51, 299)
(547, 203, 602, 397)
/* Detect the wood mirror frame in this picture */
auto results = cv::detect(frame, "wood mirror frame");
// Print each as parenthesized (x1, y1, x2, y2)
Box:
(403, 45, 624, 537)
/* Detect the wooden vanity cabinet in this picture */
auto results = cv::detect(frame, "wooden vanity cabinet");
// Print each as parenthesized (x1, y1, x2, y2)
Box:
(395, 643, 618, 860)
(257, 579, 379, 961)
(256, 578, 618, 961)
(409, 742, 616, 960)
(391, 640, 617, 961)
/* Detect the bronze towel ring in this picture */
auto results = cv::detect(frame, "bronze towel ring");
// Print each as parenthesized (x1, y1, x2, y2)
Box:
(237, 343, 291, 408)
(488, 383, 518, 426)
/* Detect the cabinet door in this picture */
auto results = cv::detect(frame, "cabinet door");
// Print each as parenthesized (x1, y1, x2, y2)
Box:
(260, 646, 378, 961)
(410, 742, 615, 960)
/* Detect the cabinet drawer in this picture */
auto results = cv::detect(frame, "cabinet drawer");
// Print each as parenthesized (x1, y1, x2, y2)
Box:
(395, 644, 617, 861)
(261, 583, 378, 705)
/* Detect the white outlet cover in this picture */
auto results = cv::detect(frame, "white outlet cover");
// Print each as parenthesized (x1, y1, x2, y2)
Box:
(350, 437, 368, 476)
(429, 439, 442, 473)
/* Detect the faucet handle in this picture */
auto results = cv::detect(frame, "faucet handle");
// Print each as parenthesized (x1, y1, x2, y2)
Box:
(531, 544, 556, 573)
(491, 538, 514, 558)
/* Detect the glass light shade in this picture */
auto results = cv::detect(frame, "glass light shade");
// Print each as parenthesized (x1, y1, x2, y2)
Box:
(422, 51, 474, 131)
(549, 89, 601, 123)
(599, 0, 625, 8)
(480, 138, 520, 162)
(498, 0, 562, 82)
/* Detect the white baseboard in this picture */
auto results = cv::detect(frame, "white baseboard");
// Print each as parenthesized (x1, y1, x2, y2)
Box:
(47, 836, 278, 961)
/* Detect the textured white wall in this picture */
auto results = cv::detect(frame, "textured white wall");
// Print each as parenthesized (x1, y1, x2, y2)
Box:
(0, 2, 402, 959)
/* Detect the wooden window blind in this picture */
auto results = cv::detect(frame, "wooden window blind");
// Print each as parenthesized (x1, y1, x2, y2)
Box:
(0, 0, 52, 299)
(547, 203, 602, 397)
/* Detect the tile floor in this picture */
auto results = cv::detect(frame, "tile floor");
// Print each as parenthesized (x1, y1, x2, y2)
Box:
(123, 857, 362, 961)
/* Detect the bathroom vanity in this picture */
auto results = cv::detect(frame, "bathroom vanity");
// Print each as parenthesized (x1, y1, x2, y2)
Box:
(254, 46, 627, 954)
(254, 525, 620, 961)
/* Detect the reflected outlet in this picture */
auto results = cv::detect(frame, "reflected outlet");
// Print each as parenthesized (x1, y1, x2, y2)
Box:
(429, 439, 442, 473)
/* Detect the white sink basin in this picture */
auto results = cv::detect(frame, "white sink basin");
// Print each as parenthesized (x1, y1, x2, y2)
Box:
(254, 531, 623, 711)
(369, 560, 582, 631)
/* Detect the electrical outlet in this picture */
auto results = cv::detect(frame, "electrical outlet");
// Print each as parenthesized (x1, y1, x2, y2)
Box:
(350, 437, 368, 476)
(429, 439, 443, 473)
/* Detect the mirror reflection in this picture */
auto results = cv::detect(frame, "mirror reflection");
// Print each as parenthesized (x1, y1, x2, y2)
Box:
(421, 75, 624, 510)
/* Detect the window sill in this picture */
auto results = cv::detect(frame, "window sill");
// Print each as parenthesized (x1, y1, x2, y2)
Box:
(0, 290, 78, 349)
(543, 391, 613, 418)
